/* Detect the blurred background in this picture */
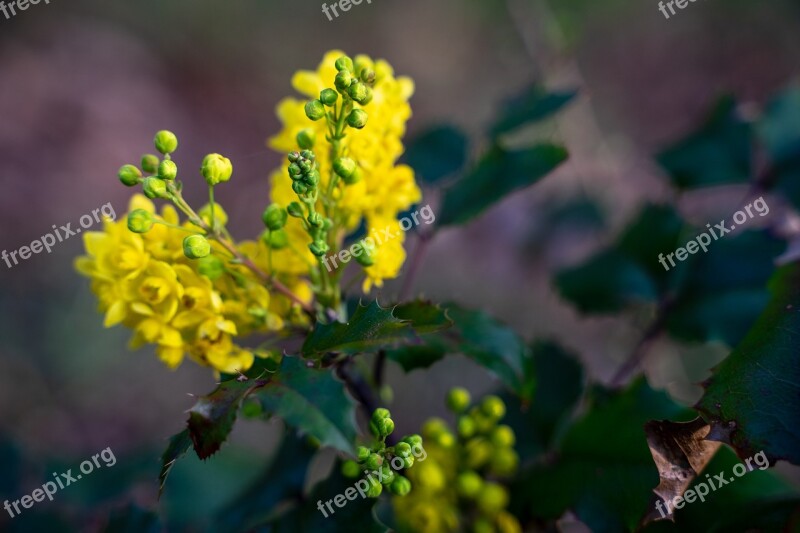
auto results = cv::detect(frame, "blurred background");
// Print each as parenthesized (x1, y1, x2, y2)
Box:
(2, 0, 800, 530)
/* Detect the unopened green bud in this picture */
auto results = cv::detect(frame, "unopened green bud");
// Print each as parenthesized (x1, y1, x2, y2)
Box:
(365, 453, 383, 470)
(263, 229, 288, 249)
(402, 434, 423, 447)
(477, 483, 509, 516)
(481, 395, 506, 420)
(296, 128, 316, 149)
(197, 255, 225, 280)
(361, 69, 376, 84)
(335, 55, 354, 72)
(353, 55, 374, 77)
(141, 154, 160, 174)
(343, 167, 362, 185)
(309, 240, 328, 257)
(292, 181, 308, 195)
(446, 387, 471, 413)
(379, 417, 395, 436)
(356, 446, 371, 463)
(435, 432, 455, 449)
(299, 159, 312, 173)
(142, 177, 169, 199)
(183, 234, 211, 259)
(372, 408, 391, 421)
(127, 209, 154, 233)
(490, 448, 519, 476)
(334, 70, 354, 92)
(118, 164, 142, 187)
(379, 464, 395, 485)
(287, 202, 304, 218)
(366, 480, 383, 498)
(355, 240, 375, 266)
(320, 88, 339, 106)
(347, 109, 368, 129)
(262, 204, 288, 231)
(458, 415, 476, 438)
(304, 100, 326, 121)
(395, 442, 412, 457)
(389, 475, 411, 496)
(341, 460, 361, 478)
(359, 86, 373, 105)
(333, 157, 357, 180)
(288, 163, 302, 178)
(402, 455, 414, 468)
(347, 82, 368, 103)
(158, 159, 177, 180)
(490, 425, 516, 448)
(456, 471, 483, 499)
(308, 212, 322, 227)
(304, 170, 320, 187)
(300, 149, 314, 160)
(465, 438, 493, 469)
(154, 130, 178, 155)
(288, 151, 301, 163)
(201, 153, 233, 186)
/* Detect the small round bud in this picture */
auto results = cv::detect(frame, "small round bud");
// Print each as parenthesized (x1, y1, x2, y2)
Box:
(333, 157, 357, 180)
(421, 418, 448, 439)
(347, 109, 368, 129)
(197, 255, 225, 280)
(446, 387, 471, 413)
(465, 438, 493, 469)
(198, 203, 229, 227)
(481, 395, 506, 420)
(359, 86, 373, 106)
(355, 240, 375, 267)
(201, 154, 233, 186)
(395, 442, 412, 457)
(490, 425, 516, 448)
(287, 202, 304, 218)
(292, 181, 308, 195)
(308, 212, 322, 227)
(458, 415, 476, 438)
(372, 408, 391, 421)
(435, 432, 455, 449)
(142, 177, 169, 199)
(300, 149, 314, 160)
(335, 55, 354, 72)
(296, 128, 316, 149)
(263, 229, 288, 249)
(347, 82, 369, 104)
(118, 164, 142, 187)
(477, 483, 509, 516)
(341, 460, 361, 478)
(141, 154, 160, 174)
(304, 100, 326, 121)
(356, 446, 371, 463)
(402, 455, 414, 468)
(379, 464, 395, 485)
(320, 88, 339, 106)
(262, 204, 288, 231)
(365, 453, 383, 470)
(183, 234, 211, 259)
(154, 130, 178, 155)
(288, 151, 300, 163)
(288, 163, 302, 178)
(490, 448, 519, 476)
(334, 70, 354, 92)
(366, 480, 383, 498)
(456, 471, 483, 499)
(158, 159, 178, 180)
(309, 240, 329, 257)
(304, 170, 320, 187)
(361, 69, 376, 84)
(127, 209, 154, 233)
(353, 55, 374, 77)
(342, 167, 362, 185)
(389, 475, 411, 496)
(402, 434, 423, 447)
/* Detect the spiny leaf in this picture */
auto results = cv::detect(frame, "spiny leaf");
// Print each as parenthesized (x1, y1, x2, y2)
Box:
(491, 86, 577, 137)
(157, 429, 192, 498)
(403, 125, 469, 183)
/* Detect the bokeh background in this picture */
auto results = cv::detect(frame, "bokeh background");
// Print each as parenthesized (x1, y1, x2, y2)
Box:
(2, 0, 800, 530)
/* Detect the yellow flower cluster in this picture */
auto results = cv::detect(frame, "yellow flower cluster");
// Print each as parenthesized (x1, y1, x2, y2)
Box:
(75, 195, 304, 373)
(393, 394, 522, 533)
(268, 50, 421, 291)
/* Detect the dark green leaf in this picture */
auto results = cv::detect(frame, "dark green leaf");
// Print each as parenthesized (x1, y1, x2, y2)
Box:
(438, 144, 568, 227)
(756, 84, 800, 164)
(215, 431, 317, 532)
(696, 265, 800, 464)
(302, 300, 451, 357)
(403, 125, 469, 183)
(104, 505, 161, 533)
(188, 377, 260, 460)
(491, 86, 577, 137)
(254, 356, 358, 455)
(158, 429, 193, 497)
(657, 96, 751, 189)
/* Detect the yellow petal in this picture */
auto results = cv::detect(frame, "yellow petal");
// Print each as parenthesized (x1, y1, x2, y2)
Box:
(103, 300, 127, 327)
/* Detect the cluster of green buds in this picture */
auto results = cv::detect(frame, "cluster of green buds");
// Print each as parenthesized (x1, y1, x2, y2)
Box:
(117, 130, 235, 262)
(285, 150, 332, 258)
(341, 408, 423, 498)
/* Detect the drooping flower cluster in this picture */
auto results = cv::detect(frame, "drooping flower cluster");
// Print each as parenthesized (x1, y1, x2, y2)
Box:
(268, 50, 421, 291)
(393, 390, 522, 533)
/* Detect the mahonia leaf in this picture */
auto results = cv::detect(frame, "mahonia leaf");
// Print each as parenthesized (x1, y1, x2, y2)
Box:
(253, 356, 358, 455)
(756, 84, 800, 209)
(302, 300, 451, 357)
(657, 96, 751, 189)
(157, 429, 193, 498)
(187, 377, 262, 460)
(491, 86, 577, 137)
(103, 504, 161, 533)
(403, 125, 469, 184)
(215, 431, 317, 532)
(438, 144, 568, 227)
(695, 264, 800, 465)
